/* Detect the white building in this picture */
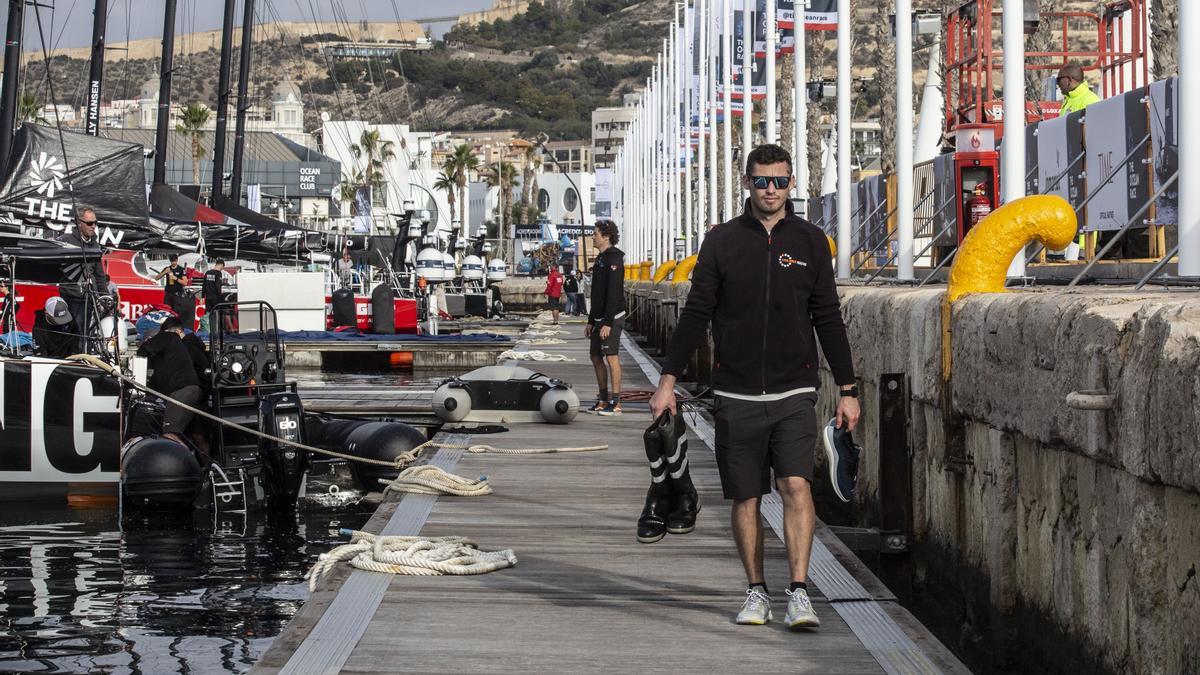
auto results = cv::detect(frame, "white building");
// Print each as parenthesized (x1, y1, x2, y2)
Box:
(319, 120, 456, 235)
(535, 172, 594, 226)
(130, 78, 312, 146)
(591, 106, 637, 168)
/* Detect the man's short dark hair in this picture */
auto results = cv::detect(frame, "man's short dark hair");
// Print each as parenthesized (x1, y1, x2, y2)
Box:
(168, 253, 179, 262)
(213, 258, 225, 265)
(745, 143, 793, 176)
(593, 219, 620, 245)
(1058, 62, 1085, 82)
(160, 316, 184, 333)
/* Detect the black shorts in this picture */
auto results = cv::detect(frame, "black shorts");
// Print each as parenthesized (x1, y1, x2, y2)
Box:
(712, 392, 818, 499)
(546, 296, 561, 309)
(588, 314, 624, 356)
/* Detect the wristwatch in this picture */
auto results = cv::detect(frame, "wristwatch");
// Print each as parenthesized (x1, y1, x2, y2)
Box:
(839, 386, 859, 398)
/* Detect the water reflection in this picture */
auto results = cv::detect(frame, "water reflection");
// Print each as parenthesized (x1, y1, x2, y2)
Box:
(0, 504, 374, 673)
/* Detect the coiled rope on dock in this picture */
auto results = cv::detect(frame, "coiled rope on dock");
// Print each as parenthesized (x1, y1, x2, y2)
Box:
(307, 530, 517, 590)
(380, 465, 493, 497)
(498, 349, 575, 362)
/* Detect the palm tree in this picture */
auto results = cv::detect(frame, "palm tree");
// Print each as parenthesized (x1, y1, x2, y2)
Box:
(441, 144, 479, 230)
(338, 167, 366, 215)
(17, 92, 43, 124)
(175, 103, 211, 185)
(433, 170, 457, 225)
(350, 129, 396, 203)
(521, 144, 542, 222)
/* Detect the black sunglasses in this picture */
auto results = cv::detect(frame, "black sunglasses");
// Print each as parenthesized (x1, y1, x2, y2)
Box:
(750, 175, 791, 190)
(78, 219, 97, 225)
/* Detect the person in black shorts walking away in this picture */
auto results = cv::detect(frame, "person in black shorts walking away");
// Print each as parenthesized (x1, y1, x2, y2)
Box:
(585, 219, 625, 416)
(650, 144, 861, 628)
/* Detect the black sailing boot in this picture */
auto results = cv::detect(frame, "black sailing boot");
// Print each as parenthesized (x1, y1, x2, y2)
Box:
(637, 417, 670, 543)
(657, 411, 700, 535)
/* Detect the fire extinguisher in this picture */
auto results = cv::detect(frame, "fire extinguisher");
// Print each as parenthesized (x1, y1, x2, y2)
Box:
(968, 184, 992, 227)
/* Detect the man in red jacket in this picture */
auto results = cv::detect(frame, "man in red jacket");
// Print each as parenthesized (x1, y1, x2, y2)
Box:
(650, 144, 860, 629)
(544, 266, 564, 325)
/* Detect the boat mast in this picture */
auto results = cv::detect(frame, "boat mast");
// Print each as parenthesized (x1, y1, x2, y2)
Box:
(210, 0, 237, 200)
(151, 0, 177, 185)
(85, 0, 108, 136)
(0, 0, 27, 176)
(230, 0, 254, 201)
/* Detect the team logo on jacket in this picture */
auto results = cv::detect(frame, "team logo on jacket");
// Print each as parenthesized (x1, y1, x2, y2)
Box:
(778, 253, 807, 268)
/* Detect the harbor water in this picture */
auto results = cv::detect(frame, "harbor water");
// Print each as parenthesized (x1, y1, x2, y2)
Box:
(0, 368, 419, 673)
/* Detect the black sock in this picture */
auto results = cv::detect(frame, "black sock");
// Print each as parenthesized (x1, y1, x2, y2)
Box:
(789, 581, 807, 592)
(599, 389, 609, 402)
(749, 582, 768, 594)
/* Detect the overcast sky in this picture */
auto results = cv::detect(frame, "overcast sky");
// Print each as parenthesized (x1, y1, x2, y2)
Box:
(1, 0, 496, 51)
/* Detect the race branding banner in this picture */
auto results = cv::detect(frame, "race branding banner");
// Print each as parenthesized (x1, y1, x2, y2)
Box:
(805, 0, 837, 30)
(1149, 77, 1178, 226)
(1082, 90, 1150, 232)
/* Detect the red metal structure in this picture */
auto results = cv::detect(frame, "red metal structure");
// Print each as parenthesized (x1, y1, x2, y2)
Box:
(938, 0, 1149, 245)
(943, 0, 1150, 137)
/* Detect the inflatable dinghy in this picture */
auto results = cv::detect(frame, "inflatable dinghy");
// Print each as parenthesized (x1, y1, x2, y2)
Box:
(431, 365, 579, 424)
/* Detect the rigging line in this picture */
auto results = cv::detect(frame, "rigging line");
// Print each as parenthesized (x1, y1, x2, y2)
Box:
(344, 0, 453, 225)
(292, 0, 417, 221)
(31, 1, 79, 221)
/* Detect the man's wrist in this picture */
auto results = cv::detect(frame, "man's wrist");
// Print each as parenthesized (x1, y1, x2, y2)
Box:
(659, 374, 677, 389)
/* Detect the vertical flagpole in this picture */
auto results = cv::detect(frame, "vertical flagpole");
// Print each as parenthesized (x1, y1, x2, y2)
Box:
(765, 0, 777, 144)
(707, 1, 718, 232)
(722, 0, 734, 222)
(1181, 0, 1200, 276)
(793, 0, 807, 217)
(1003, 0, 1026, 278)
(836, 0, 851, 277)
(741, 0, 753, 202)
(695, 0, 705, 255)
(896, 0, 915, 280)
(673, 15, 683, 262)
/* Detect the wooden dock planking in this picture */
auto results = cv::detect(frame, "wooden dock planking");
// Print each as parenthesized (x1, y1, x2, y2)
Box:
(260, 321, 963, 674)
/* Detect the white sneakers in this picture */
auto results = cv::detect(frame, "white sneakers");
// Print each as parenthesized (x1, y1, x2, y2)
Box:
(735, 587, 773, 625)
(735, 586, 821, 628)
(784, 588, 820, 628)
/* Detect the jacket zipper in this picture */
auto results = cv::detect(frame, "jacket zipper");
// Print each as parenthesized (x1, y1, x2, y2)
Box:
(762, 233, 771, 394)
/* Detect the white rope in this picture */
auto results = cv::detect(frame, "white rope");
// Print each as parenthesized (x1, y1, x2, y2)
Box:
(522, 328, 569, 337)
(498, 349, 575, 362)
(380, 464, 493, 497)
(306, 531, 517, 590)
(467, 443, 607, 455)
(515, 337, 567, 346)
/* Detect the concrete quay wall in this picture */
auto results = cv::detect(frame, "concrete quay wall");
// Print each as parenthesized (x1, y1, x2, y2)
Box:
(624, 279, 1200, 675)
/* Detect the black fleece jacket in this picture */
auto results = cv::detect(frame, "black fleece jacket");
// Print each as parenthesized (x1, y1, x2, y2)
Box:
(588, 246, 625, 326)
(662, 200, 855, 395)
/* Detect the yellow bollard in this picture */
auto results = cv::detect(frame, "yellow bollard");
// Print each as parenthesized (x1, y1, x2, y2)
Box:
(652, 260, 678, 283)
(640, 260, 652, 281)
(947, 195, 1077, 303)
(826, 235, 837, 258)
(672, 255, 698, 282)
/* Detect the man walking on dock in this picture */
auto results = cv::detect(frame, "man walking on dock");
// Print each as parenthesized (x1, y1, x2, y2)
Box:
(650, 144, 860, 628)
(585, 219, 625, 416)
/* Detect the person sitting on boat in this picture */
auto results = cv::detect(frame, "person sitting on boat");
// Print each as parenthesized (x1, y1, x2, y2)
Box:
(137, 316, 205, 446)
(56, 208, 111, 351)
(32, 297, 79, 359)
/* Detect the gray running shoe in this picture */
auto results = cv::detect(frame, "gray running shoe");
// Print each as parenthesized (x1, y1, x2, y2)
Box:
(735, 587, 773, 625)
(784, 588, 820, 628)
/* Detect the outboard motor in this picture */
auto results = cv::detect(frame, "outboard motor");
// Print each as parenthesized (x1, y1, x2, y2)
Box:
(258, 392, 309, 507)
